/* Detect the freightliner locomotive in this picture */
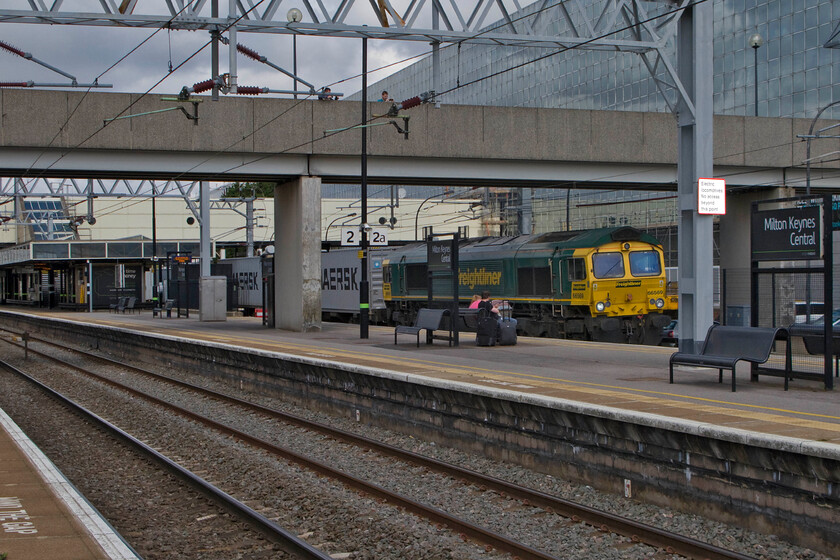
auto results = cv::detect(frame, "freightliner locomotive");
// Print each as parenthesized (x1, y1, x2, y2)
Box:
(321, 226, 676, 345)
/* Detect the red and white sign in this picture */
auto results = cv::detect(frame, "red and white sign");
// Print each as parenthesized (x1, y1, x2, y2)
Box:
(697, 178, 726, 215)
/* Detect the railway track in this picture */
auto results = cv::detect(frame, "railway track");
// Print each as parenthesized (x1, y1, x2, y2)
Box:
(0, 353, 332, 559)
(0, 329, 762, 560)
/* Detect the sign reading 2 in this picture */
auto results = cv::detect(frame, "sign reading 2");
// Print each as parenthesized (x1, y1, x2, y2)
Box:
(340, 227, 359, 246)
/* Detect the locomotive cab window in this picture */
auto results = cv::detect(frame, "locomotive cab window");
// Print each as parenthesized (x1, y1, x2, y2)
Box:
(567, 258, 586, 281)
(592, 252, 625, 279)
(629, 251, 661, 277)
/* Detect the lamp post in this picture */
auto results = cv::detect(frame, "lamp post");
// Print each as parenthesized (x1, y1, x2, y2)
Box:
(415, 193, 444, 240)
(151, 186, 159, 305)
(287, 8, 302, 99)
(802, 99, 840, 195)
(748, 33, 763, 117)
(324, 212, 357, 242)
(360, 36, 369, 339)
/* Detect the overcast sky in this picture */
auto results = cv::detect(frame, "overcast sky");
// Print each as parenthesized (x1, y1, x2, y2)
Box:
(0, 1, 453, 101)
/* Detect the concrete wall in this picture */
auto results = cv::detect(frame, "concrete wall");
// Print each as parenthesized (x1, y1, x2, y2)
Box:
(2, 89, 838, 173)
(6, 311, 837, 556)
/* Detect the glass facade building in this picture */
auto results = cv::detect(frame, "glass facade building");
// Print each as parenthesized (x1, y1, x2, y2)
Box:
(362, 0, 839, 119)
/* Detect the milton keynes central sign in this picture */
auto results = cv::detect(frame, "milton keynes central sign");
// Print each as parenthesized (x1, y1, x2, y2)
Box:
(751, 205, 821, 261)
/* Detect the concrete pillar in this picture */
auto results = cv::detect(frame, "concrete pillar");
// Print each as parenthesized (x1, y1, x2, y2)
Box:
(274, 176, 322, 331)
(676, 1, 714, 353)
(719, 186, 794, 324)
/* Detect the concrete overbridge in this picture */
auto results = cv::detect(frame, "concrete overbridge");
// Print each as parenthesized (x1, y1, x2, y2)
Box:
(2, 89, 837, 188)
(1, 89, 839, 331)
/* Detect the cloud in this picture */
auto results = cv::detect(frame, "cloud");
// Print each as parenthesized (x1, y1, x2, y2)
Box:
(0, 4, 431, 99)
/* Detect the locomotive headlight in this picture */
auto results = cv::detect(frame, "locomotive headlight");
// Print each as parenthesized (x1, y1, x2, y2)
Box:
(595, 301, 606, 312)
(656, 298, 665, 308)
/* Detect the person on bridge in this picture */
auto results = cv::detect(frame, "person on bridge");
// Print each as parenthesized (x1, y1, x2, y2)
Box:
(379, 90, 392, 102)
(319, 87, 337, 101)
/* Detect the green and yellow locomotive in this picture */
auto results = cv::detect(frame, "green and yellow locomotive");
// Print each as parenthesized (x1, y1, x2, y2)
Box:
(381, 227, 676, 344)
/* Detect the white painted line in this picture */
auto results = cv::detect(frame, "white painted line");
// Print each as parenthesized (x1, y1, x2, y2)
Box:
(0, 407, 141, 560)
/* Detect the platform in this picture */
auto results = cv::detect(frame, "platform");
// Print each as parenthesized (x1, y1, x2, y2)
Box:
(3, 307, 839, 447)
(0, 407, 139, 560)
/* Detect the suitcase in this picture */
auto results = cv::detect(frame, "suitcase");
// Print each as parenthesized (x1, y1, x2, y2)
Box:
(476, 316, 498, 346)
(498, 318, 517, 345)
(497, 305, 518, 345)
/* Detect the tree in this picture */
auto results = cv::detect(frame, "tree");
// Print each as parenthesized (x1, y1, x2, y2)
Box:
(223, 181, 275, 198)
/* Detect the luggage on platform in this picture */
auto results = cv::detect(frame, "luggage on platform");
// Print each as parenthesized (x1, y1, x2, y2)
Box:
(476, 314, 498, 346)
(497, 304, 518, 346)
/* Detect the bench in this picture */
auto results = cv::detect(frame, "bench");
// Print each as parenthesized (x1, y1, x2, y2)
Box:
(394, 308, 451, 347)
(782, 324, 840, 388)
(117, 296, 137, 314)
(110, 297, 127, 313)
(669, 325, 783, 392)
(153, 299, 175, 318)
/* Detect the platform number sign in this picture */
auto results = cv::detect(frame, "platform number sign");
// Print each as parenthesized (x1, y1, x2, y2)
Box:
(369, 227, 388, 246)
(340, 227, 359, 246)
(340, 226, 388, 246)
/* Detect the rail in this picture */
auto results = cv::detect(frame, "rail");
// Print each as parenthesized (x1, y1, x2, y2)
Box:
(5, 330, 759, 560)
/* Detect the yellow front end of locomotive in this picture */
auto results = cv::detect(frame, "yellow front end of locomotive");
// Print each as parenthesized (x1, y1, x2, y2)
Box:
(580, 241, 670, 317)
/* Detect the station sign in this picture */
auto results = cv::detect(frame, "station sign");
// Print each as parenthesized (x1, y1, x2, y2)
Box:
(697, 178, 726, 215)
(427, 239, 453, 271)
(751, 205, 821, 261)
(831, 198, 840, 230)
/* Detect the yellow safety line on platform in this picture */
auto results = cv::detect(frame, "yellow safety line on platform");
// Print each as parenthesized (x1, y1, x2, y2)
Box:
(36, 314, 840, 427)
(199, 331, 840, 426)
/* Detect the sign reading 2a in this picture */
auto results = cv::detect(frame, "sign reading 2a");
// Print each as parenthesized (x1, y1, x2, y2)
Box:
(369, 228, 388, 246)
(340, 227, 389, 246)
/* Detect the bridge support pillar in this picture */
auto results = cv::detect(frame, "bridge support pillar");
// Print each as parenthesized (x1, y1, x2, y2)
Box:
(719, 186, 794, 325)
(273, 176, 322, 332)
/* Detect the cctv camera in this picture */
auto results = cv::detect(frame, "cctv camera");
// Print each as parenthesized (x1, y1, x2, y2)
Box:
(361, 223, 372, 232)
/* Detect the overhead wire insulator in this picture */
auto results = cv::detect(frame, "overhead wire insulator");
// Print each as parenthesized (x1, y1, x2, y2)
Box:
(191, 79, 216, 94)
(236, 44, 264, 62)
(398, 96, 422, 110)
(0, 40, 27, 58)
(0, 82, 33, 88)
(395, 91, 435, 111)
(234, 86, 266, 95)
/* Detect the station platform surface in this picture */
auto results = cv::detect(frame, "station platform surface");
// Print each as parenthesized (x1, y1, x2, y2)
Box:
(0, 407, 139, 560)
(3, 307, 840, 450)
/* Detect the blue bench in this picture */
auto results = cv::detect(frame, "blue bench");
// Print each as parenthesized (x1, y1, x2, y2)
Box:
(395, 308, 451, 347)
(669, 325, 783, 392)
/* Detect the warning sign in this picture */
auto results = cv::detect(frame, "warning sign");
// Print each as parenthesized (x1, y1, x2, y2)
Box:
(697, 178, 726, 215)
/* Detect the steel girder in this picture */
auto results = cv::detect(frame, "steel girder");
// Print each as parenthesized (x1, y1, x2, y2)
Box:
(0, 1, 679, 52)
(0, 177, 202, 198)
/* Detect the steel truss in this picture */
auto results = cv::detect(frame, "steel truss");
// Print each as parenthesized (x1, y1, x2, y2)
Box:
(1, 1, 679, 53)
(1, 1, 697, 116)
(0, 177, 202, 199)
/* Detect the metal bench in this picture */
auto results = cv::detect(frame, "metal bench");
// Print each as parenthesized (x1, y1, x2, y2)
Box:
(153, 299, 175, 318)
(783, 324, 840, 389)
(669, 325, 783, 392)
(117, 296, 137, 314)
(109, 297, 127, 313)
(394, 308, 451, 347)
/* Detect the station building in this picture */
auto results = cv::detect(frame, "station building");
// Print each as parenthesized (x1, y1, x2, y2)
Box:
(351, 0, 839, 241)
